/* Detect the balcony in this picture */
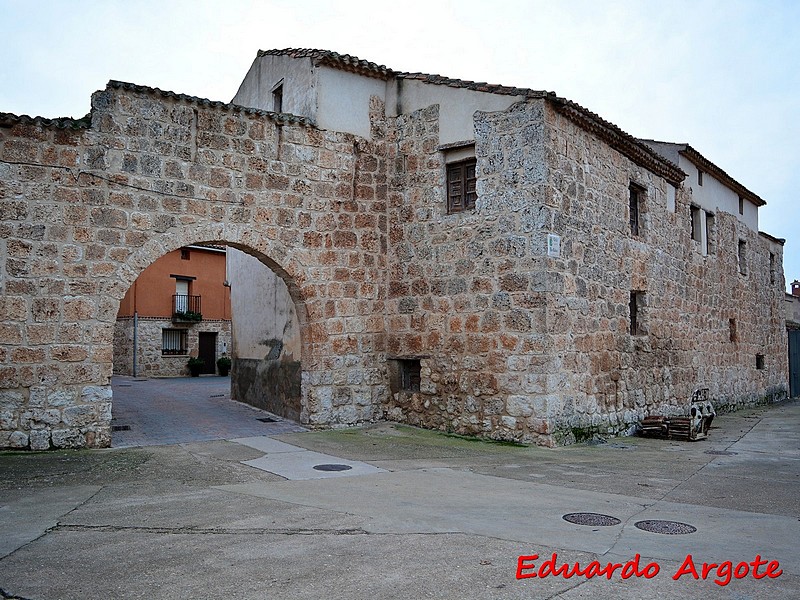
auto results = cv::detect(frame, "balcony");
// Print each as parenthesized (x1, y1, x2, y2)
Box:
(172, 294, 202, 323)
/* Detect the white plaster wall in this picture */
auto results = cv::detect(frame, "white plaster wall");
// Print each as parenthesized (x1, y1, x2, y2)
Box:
(227, 248, 300, 361)
(387, 79, 524, 145)
(678, 155, 759, 231)
(231, 55, 317, 120)
(316, 67, 387, 139)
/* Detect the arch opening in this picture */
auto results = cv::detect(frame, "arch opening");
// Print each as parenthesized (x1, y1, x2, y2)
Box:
(110, 239, 306, 445)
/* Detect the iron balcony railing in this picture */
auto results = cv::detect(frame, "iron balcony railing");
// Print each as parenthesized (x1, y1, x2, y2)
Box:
(172, 294, 202, 322)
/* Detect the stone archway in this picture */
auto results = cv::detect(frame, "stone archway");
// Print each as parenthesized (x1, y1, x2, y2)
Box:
(0, 81, 388, 449)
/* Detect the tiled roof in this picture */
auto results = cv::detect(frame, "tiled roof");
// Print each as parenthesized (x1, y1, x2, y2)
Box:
(0, 112, 91, 129)
(641, 140, 766, 206)
(260, 49, 685, 185)
(259, 48, 395, 80)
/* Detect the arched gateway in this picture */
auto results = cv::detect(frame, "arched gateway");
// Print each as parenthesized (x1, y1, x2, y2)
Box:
(0, 81, 388, 449)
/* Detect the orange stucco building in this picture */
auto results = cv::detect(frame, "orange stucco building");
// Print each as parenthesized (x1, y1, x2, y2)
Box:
(114, 246, 232, 377)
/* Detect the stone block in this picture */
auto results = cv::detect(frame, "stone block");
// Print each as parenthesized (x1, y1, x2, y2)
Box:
(29, 429, 51, 450)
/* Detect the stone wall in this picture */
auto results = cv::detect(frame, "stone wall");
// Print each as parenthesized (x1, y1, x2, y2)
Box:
(113, 317, 231, 377)
(381, 98, 788, 445)
(0, 81, 388, 449)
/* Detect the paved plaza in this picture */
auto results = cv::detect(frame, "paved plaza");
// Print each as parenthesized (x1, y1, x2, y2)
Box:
(1, 384, 799, 599)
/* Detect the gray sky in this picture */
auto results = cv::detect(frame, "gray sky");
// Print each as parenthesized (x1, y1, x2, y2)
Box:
(1, 0, 798, 288)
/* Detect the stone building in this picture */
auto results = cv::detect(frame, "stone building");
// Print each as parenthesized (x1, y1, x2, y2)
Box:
(0, 48, 789, 450)
(114, 244, 232, 377)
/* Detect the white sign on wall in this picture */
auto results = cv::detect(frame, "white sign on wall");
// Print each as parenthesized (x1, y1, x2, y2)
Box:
(547, 233, 561, 258)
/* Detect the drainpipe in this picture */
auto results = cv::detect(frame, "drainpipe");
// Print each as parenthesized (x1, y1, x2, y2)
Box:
(133, 311, 139, 377)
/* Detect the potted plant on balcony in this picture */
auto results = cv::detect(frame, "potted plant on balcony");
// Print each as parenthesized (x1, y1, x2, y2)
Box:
(187, 356, 205, 377)
(217, 356, 231, 377)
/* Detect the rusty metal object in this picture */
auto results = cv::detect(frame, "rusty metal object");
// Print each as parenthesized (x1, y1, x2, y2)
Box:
(640, 389, 715, 441)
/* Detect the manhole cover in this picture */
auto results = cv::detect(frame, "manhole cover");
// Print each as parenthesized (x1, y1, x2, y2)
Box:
(313, 464, 353, 472)
(257, 417, 277, 423)
(562, 512, 621, 526)
(634, 520, 696, 535)
(704, 450, 737, 456)
(112, 425, 131, 431)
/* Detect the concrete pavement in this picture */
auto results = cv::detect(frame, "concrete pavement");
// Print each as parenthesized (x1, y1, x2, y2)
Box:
(1, 398, 799, 599)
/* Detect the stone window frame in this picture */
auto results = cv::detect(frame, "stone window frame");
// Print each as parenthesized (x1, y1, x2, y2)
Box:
(440, 141, 477, 215)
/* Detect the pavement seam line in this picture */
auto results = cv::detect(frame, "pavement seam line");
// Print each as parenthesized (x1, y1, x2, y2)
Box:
(603, 412, 766, 557)
(53, 524, 370, 536)
(0, 485, 105, 562)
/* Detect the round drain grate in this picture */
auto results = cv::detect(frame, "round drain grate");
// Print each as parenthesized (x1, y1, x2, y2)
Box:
(704, 450, 737, 456)
(634, 520, 696, 535)
(312, 464, 353, 472)
(562, 512, 621, 527)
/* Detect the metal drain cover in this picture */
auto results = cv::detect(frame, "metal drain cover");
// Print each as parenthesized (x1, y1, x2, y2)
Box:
(634, 520, 697, 535)
(562, 512, 621, 526)
(313, 464, 353, 472)
(704, 450, 737, 456)
(112, 425, 131, 431)
(257, 417, 277, 423)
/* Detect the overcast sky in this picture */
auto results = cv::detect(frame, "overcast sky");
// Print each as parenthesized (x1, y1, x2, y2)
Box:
(1, 0, 797, 288)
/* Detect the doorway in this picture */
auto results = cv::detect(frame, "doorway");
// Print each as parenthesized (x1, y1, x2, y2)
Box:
(198, 332, 218, 375)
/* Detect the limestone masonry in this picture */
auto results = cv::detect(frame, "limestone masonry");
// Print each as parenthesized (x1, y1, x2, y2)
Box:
(0, 49, 789, 449)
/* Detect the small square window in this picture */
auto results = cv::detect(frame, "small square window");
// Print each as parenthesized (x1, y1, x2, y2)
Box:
(446, 159, 477, 213)
(756, 354, 765, 370)
(388, 358, 421, 393)
(180, 248, 190, 260)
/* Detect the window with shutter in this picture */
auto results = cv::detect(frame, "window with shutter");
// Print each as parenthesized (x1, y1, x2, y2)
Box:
(447, 159, 477, 214)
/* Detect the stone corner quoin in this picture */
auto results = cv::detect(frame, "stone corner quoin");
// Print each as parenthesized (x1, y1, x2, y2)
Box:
(0, 73, 789, 450)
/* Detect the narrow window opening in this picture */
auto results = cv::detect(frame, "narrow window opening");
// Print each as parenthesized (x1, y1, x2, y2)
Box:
(272, 83, 283, 113)
(629, 183, 642, 236)
(400, 359, 421, 391)
(446, 159, 477, 214)
(690, 206, 702, 243)
(629, 291, 645, 336)
(756, 354, 765, 370)
(729, 318, 737, 342)
(738, 196, 744, 215)
(704, 211, 715, 254)
(738, 240, 747, 275)
(180, 248, 190, 260)
(697, 170, 704, 186)
(769, 252, 776, 285)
